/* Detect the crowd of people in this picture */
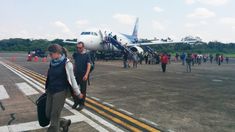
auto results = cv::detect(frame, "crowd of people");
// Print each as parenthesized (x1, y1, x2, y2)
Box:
(122, 51, 230, 73)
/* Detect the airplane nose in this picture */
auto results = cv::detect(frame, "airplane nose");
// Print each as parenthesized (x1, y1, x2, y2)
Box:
(78, 36, 94, 44)
(78, 36, 93, 47)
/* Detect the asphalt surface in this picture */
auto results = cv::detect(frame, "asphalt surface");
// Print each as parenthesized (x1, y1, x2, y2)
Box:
(0, 52, 235, 132)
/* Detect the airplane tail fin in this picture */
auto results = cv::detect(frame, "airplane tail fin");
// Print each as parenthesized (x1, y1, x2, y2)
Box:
(132, 18, 139, 38)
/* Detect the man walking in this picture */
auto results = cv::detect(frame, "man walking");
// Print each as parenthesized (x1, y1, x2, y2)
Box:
(186, 53, 192, 72)
(123, 50, 128, 68)
(161, 53, 169, 72)
(72, 42, 91, 111)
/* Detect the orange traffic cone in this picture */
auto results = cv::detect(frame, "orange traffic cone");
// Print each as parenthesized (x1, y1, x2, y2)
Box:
(27, 54, 32, 61)
(42, 57, 47, 62)
(34, 56, 39, 62)
(11, 55, 16, 62)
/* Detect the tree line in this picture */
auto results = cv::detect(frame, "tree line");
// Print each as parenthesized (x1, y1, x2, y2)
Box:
(0, 38, 235, 54)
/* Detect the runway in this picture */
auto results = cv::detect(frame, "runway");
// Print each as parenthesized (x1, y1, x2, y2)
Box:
(0, 52, 235, 132)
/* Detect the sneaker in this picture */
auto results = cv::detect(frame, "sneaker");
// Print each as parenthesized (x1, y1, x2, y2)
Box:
(62, 119, 71, 132)
(72, 101, 79, 109)
(76, 104, 84, 111)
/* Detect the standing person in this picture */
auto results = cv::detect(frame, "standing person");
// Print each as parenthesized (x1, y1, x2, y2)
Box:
(161, 53, 169, 72)
(138, 52, 144, 65)
(123, 50, 128, 68)
(72, 42, 91, 111)
(132, 52, 138, 68)
(225, 57, 229, 64)
(45, 44, 83, 132)
(186, 53, 192, 72)
(191, 54, 195, 66)
(209, 54, 213, 64)
(175, 53, 179, 62)
(148, 53, 153, 64)
(168, 53, 171, 64)
(221, 55, 224, 63)
(181, 52, 186, 65)
(218, 55, 221, 66)
(144, 52, 148, 64)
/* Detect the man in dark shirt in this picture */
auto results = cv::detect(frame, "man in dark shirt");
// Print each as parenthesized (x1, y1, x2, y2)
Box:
(123, 50, 128, 68)
(72, 41, 91, 110)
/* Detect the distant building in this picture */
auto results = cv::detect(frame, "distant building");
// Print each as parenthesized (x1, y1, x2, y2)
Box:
(181, 36, 203, 45)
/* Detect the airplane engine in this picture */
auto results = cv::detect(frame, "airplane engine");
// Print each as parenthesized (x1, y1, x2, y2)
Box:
(130, 46, 144, 54)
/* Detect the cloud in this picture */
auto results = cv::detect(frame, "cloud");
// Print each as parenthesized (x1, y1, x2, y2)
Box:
(113, 13, 136, 25)
(76, 19, 89, 28)
(188, 8, 216, 19)
(185, 21, 207, 28)
(153, 6, 164, 13)
(199, 20, 208, 25)
(185, 0, 195, 5)
(152, 20, 165, 31)
(185, 23, 196, 28)
(220, 17, 235, 25)
(185, 0, 229, 6)
(197, 0, 229, 6)
(219, 17, 235, 29)
(54, 21, 70, 33)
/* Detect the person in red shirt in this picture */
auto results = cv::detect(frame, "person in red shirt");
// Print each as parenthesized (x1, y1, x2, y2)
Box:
(161, 53, 169, 72)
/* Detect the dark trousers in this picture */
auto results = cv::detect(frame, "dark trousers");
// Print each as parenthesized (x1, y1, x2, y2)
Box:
(145, 58, 148, 64)
(75, 76, 87, 105)
(161, 63, 167, 72)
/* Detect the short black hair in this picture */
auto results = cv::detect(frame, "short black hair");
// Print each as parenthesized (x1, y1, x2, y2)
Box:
(77, 41, 85, 47)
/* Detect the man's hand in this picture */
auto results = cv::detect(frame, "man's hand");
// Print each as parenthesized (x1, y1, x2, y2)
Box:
(83, 74, 88, 81)
(79, 93, 84, 99)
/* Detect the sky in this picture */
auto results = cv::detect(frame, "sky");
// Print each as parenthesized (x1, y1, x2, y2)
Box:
(0, 0, 235, 43)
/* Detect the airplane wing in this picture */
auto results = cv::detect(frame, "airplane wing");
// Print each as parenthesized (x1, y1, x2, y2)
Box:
(63, 40, 78, 44)
(127, 41, 184, 47)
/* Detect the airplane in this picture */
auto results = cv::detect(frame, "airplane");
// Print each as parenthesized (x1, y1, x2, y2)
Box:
(64, 18, 188, 54)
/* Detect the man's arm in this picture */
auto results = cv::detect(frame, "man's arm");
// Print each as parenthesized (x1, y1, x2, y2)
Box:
(83, 63, 91, 81)
(83, 53, 92, 81)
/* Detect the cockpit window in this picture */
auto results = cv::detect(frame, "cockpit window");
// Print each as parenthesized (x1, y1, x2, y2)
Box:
(93, 32, 98, 36)
(81, 32, 91, 35)
(81, 32, 98, 36)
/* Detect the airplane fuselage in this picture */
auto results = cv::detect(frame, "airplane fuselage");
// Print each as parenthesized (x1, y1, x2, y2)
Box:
(78, 30, 133, 51)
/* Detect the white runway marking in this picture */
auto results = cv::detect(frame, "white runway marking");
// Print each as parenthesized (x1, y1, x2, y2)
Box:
(91, 96, 100, 101)
(16, 82, 39, 96)
(0, 61, 124, 132)
(0, 115, 83, 132)
(140, 117, 159, 127)
(118, 108, 134, 116)
(0, 85, 9, 100)
(212, 79, 223, 82)
(103, 102, 115, 107)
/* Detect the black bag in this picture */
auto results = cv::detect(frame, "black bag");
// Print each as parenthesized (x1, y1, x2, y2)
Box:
(36, 93, 50, 127)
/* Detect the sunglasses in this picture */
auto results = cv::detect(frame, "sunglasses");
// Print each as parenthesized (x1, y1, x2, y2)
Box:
(77, 47, 83, 49)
